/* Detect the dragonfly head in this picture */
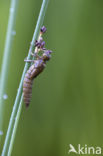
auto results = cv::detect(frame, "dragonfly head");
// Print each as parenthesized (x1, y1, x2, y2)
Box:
(43, 50, 52, 61)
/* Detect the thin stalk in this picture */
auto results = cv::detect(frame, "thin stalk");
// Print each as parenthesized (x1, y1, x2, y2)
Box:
(2, 0, 50, 155)
(7, 94, 23, 156)
(0, 0, 19, 131)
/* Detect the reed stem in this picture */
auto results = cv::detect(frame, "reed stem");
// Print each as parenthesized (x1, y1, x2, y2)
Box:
(2, 0, 50, 155)
(0, 0, 19, 133)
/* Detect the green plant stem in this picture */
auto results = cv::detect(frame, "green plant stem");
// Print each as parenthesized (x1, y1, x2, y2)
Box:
(0, 0, 19, 131)
(2, 0, 50, 155)
(7, 94, 23, 156)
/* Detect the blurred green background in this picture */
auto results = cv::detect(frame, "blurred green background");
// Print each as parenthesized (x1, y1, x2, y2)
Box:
(0, 0, 103, 155)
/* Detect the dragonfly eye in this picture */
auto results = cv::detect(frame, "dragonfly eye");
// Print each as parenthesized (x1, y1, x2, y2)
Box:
(43, 53, 51, 61)
(42, 50, 52, 61)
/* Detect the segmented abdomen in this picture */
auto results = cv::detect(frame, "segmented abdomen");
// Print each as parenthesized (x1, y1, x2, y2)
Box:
(23, 63, 45, 107)
(23, 67, 34, 107)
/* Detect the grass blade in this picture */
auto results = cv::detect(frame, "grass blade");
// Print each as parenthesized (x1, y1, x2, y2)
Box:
(0, 0, 19, 132)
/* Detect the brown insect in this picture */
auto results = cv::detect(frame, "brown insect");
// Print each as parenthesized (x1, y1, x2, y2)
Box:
(23, 50, 52, 107)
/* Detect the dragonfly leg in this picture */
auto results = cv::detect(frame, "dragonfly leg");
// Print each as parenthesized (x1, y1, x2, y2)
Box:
(33, 53, 42, 60)
(24, 59, 34, 62)
(30, 52, 35, 56)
